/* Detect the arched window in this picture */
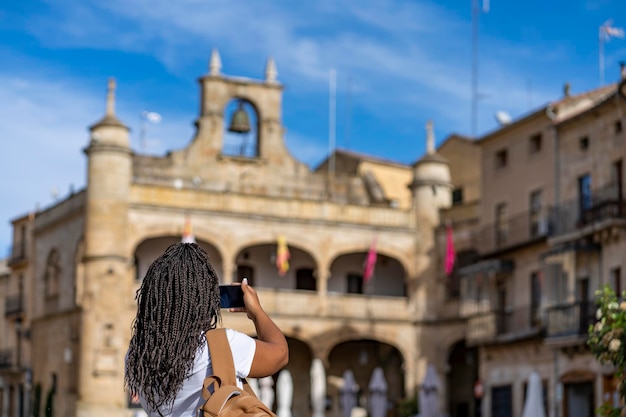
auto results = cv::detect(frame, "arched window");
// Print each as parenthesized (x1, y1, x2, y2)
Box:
(44, 249, 61, 298)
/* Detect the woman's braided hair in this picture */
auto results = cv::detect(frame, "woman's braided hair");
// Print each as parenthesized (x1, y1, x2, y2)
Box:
(125, 242, 222, 411)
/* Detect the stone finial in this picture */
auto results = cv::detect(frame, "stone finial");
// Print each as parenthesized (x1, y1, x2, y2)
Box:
(563, 82, 571, 98)
(620, 61, 626, 79)
(106, 78, 116, 116)
(426, 120, 435, 155)
(209, 49, 222, 76)
(265, 57, 278, 83)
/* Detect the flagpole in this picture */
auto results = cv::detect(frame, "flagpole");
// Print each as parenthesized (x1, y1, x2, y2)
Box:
(600, 26, 605, 86)
(328, 68, 337, 179)
(471, 0, 479, 137)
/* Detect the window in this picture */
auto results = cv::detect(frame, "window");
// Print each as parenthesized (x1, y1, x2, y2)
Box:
(452, 187, 464, 205)
(491, 385, 513, 417)
(237, 265, 254, 286)
(296, 268, 316, 291)
(611, 267, 622, 295)
(495, 203, 508, 246)
(578, 173, 592, 212)
(612, 160, 623, 200)
(529, 189, 543, 236)
(616, 120, 623, 135)
(579, 136, 589, 151)
(347, 274, 363, 294)
(529, 133, 542, 154)
(495, 149, 508, 169)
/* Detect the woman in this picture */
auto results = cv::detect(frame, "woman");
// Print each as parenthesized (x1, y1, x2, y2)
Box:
(125, 243, 288, 417)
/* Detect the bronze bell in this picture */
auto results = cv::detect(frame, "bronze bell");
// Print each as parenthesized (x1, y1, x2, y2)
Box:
(228, 102, 251, 134)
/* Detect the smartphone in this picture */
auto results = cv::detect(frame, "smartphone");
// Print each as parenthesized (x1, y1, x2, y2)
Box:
(219, 285, 245, 309)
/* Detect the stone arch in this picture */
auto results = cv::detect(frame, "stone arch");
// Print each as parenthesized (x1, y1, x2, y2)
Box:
(311, 326, 411, 373)
(327, 339, 406, 417)
(232, 238, 322, 269)
(233, 241, 317, 289)
(328, 250, 407, 296)
(132, 236, 224, 282)
(127, 222, 225, 258)
(330, 244, 412, 279)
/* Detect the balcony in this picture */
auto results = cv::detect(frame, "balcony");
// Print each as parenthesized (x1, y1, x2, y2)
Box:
(5, 295, 23, 317)
(466, 304, 543, 345)
(552, 182, 626, 237)
(545, 301, 595, 339)
(470, 207, 552, 255)
(255, 288, 411, 321)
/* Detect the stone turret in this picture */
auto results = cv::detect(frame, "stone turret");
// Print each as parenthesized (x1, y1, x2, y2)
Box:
(80, 78, 132, 414)
(409, 120, 453, 226)
(84, 78, 131, 258)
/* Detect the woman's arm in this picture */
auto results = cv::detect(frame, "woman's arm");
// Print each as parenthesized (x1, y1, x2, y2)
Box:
(240, 279, 289, 377)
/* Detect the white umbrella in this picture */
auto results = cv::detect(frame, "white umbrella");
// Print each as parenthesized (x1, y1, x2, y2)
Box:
(339, 370, 359, 417)
(247, 378, 261, 398)
(368, 368, 388, 417)
(311, 359, 327, 417)
(260, 376, 275, 410)
(277, 369, 293, 417)
(418, 364, 441, 417)
(521, 372, 546, 417)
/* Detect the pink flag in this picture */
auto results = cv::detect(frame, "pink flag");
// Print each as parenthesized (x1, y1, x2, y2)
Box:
(444, 223, 456, 276)
(363, 237, 377, 283)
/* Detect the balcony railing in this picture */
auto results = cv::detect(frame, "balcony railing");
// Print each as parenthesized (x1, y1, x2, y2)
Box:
(470, 207, 552, 255)
(552, 182, 626, 237)
(5, 295, 23, 316)
(545, 301, 596, 338)
(0, 348, 14, 368)
(466, 304, 542, 344)
(255, 288, 411, 321)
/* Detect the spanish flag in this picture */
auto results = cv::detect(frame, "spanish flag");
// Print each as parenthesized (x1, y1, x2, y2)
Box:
(276, 235, 290, 276)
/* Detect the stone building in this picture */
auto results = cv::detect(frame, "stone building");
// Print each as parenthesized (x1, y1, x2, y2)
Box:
(440, 79, 626, 417)
(0, 52, 469, 417)
(2, 50, 626, 417)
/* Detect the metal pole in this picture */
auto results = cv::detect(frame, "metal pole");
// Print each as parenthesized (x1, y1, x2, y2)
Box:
(328, 69, 337, 178)
(599, 30, 605, 86)
(471, 0, 480, 137)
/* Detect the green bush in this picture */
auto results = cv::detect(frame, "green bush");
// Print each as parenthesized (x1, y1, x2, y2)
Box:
(588, 285, 626, 417)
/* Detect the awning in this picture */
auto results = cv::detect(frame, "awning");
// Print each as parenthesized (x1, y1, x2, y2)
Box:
(458, 259, 514, 277)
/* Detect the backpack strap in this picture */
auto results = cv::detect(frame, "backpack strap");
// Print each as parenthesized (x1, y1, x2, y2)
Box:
(205, 328, 238, 387)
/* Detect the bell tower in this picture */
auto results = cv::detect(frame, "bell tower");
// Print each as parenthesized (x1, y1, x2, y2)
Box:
(188, 49, 296, 167)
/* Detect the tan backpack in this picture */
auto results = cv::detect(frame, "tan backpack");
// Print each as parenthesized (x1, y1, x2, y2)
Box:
(200, 329, 277, 417)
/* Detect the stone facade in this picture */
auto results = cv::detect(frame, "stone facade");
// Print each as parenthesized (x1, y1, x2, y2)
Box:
(2, 53, 626, 417)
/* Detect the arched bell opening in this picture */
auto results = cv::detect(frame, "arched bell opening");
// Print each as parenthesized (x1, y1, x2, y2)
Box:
(222, 98, 259, 158)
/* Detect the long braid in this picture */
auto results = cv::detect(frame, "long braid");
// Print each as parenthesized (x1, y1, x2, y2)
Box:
(125, 243, 222, 411)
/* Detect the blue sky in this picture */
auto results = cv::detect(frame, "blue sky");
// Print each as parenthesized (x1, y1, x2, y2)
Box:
(1, 0, 625, 255)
